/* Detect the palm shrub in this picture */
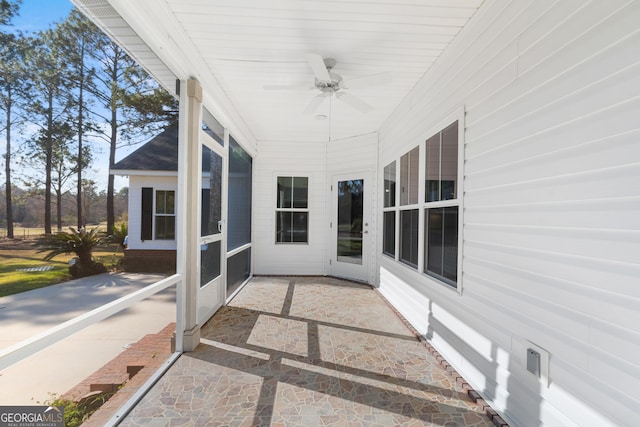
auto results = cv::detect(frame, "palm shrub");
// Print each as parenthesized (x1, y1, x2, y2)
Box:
(37, 227, 108, 278)
(110, 222, 128, 250)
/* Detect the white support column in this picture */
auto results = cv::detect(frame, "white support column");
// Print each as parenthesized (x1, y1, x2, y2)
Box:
(176, 79, 203, 351)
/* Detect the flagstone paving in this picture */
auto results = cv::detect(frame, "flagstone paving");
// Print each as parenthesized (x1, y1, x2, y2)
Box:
(121, 276, 495, 426)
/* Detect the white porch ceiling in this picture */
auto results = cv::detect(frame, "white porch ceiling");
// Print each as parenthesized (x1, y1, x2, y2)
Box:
(75, 0, 483, 143)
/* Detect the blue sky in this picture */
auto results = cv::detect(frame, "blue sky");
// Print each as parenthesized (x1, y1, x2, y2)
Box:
(6, 0, 73, 33)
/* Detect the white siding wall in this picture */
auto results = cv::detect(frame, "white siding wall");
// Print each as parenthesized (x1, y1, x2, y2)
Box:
(378, 1, 640, 426)
(253, 141, 328, 275)
(253, 134, 379, 279)
(127, 175, 178, 251)
(326, 133, 379, 283)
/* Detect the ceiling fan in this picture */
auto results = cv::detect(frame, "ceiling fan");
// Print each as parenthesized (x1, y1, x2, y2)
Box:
(264, 54, 391, 115)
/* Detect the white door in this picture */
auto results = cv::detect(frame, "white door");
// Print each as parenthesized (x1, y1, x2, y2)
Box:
(330, 173, 371, 283)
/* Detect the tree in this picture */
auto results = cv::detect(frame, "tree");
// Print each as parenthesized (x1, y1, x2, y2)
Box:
(0, 1, 25, 238)
(21, 119, 76, 230)
(23, 28, 72, 234)
(49, 121, 93, 231)
(0, 34, 25, 237)
(0, 0, 20, 25)
(80, 179, 99, 225)
(56, 10, 98, 228)
(90, 35, 177, 234)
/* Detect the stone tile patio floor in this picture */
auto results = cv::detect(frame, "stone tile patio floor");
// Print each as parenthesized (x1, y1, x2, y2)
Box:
(121, 277, 499, 426)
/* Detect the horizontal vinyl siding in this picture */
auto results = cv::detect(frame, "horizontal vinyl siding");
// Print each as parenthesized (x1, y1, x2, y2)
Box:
(326, 133, 378, 174)
(378, 0, 640, 426)
(253, 141, 328, 275)
(327, 133, 379, 284)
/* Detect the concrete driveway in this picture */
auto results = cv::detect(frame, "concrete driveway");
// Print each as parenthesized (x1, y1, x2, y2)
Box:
(0, 272, 176, 405)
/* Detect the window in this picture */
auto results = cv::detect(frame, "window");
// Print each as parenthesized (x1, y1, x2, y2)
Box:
(424, 122, 459, 287)
(383, 161, 396, 208)
(400, 147, 419, 205)
(426, 122, 458, 202)
(140, 188, 176, 241)
(200, 241, 221, 286)
(227, 248, 251, 297)
(399, 147, 419, 265)
(382, 119, 462, 289)
(228, 137, 252, 251)
(200, 143, 223, 287)
(425, 207, 458, 283)
(155, 190, 175, 240)
(227, 137, 253, 297)
(383, 211, 395, 257)
(202, 107, 224, 146)
(400, 209, 418, 267)
(383, 161, 396, 257)
(276, 176, 308, 243)
(201, 146, 223, 237)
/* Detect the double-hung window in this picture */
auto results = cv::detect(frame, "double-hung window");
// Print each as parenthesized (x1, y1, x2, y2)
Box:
(399, 147, 419, 268)
(424, 122, 459, 286)
(155, 190, 176, 240)
(382, 162, 396, 257)
(382, 118, 462, 289)
(275, 176, 309, 243)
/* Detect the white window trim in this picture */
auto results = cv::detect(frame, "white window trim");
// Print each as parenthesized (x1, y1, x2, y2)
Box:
(274, 174, 311, 244)
(382, 160, 399, 261)
(154, 189, 176, 240)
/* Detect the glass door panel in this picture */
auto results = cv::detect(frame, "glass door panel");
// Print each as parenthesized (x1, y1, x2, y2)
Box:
(336, 180, 364, 265)
(331, 173, 371, 283)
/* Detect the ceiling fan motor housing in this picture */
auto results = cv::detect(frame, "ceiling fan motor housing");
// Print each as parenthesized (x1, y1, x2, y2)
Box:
(315, 71, 343, 93)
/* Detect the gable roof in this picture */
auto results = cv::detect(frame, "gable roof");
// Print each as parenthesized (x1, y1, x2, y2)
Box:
(112, 126, 179, 172)
(111, 125, 218, 175)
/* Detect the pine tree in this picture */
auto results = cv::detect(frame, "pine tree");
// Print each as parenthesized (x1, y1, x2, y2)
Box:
(0, 34, 21, 238)
(0, 0, 20, 26)
(23, 28, 72, 234)
(56, 9, 98, 228)
(0, 1, 27, 238)
(90, 35, 177, 234)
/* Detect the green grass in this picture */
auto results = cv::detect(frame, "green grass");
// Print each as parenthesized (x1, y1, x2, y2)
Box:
(0, 245, 124, 298)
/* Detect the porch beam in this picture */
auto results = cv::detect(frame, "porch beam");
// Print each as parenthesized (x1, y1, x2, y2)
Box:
(176, 78, 203, 351)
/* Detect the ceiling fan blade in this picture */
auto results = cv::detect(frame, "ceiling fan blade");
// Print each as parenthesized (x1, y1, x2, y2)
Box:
(302, 95, 326, 115)
(337, 92, 373, 114)
(304, 53, 330, 82)
(341, 72, 391, 89)
(263, 83, 311, 91)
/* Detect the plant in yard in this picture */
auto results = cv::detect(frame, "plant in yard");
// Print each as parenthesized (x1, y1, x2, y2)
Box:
(110, 222, 128, 250)
(37, 227, 107, 278)
(44, 390, 118, 427)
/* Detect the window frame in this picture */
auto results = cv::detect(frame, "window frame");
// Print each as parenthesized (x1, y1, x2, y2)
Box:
(154, 189, 176, 240)
(398, 147, 420, 267)
(275, 175, 310, 244)
(382, 161, 397, 258)
(380, 109, 464, 293)
(423, 121, 461, 288)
